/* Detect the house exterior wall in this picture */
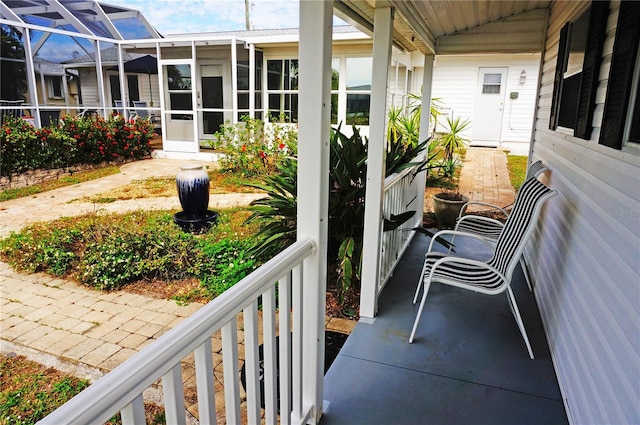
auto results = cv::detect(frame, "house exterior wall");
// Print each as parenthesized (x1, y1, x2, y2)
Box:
(414, 54, 541, 147)
(531, 1, 639, 424)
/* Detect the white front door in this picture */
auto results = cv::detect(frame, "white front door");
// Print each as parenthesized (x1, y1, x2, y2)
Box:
(472, 67, 507, 146)
(161, 60, 198, 153)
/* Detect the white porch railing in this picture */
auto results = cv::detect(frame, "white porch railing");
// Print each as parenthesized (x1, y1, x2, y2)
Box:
(379, 165, 422, 291)
(39, 238, 317, 425)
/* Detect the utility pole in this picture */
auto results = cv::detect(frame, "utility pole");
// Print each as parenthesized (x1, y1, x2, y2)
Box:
(244, 0, 251, 30)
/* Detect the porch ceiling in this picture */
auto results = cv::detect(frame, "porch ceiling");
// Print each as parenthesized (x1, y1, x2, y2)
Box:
(336, 0, 552, 55)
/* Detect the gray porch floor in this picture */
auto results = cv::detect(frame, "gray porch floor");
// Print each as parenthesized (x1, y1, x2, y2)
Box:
(322, 234, 568, 425)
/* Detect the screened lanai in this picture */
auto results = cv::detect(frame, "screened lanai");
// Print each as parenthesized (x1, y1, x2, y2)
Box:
(2, 0, 422, 159)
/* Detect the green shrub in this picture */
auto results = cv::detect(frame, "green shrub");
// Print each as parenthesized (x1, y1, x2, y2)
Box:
(0, 210, 260, 295)
(0, 114, 153, 176)
(245, 124, 430, 305)
(206, 116, 297, 176)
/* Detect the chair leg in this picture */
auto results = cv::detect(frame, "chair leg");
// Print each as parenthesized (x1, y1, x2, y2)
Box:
(519, 256, 533, 292)
(409, 278, 432, 343)
(413, 258, 429, 304)
(506, 287, 534, 359)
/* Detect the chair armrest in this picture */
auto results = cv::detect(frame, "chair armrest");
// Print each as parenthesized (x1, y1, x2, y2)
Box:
(459, 201, 509, 218)
(426, 229, 497, 254)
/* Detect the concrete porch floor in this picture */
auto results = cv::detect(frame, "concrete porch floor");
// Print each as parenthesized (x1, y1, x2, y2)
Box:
(321, 234, 568, 425)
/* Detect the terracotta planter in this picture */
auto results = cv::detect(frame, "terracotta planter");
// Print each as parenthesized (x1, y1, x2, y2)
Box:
(432, 192, 469, 226)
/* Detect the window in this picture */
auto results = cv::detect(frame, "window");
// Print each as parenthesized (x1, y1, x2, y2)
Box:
(166, 64, 192, 120)
(345, 57, 372, 125)
(266, 59, 298, 122)
(482, 73, 502, 94)
(549, 2, 609, 138)
(600, 2, 640, 149)
(236, 49, 262, 121)
(47, 76, 63, 99)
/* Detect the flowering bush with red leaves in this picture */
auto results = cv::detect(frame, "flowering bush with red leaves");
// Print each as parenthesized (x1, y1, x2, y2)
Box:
(1, 114, 153, 177)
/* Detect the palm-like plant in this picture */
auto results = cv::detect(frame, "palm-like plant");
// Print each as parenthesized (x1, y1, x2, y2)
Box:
(244, 156, 298, 258)
(437, 116, 471, 162)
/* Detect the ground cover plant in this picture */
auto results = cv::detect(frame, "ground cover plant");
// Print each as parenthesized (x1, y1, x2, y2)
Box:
(0, 208, 262, 301)
(0, 114, 153, 177)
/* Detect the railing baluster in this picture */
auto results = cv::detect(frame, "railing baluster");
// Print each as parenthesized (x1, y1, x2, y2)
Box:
(194, 340, 216, 425)
(291, 263, 304, 420)
(262, 285, 278, 424)
(39, 239, 316, 425)
(222, 318, 241, 425)
(243, 300, 262, 424)
(162, 364, 186, 425)
(279, 272, 293, 425)
(120, 394, 145, 425)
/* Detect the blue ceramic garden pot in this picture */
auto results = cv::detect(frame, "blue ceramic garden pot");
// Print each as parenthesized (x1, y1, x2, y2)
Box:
(176, 164, 210, 216)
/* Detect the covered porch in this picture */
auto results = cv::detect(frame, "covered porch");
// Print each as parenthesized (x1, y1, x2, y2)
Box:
(322, 235, 568, 424)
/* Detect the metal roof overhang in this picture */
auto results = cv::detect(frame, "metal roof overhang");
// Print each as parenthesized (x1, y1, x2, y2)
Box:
(335, 0, 552, 55)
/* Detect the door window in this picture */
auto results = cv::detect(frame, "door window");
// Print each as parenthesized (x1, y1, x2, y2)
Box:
(167, 64, 192, 120)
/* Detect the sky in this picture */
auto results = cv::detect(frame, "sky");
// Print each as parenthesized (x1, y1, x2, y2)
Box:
(104, 0, 306, 35)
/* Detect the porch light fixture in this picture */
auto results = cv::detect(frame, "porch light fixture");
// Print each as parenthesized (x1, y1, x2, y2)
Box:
(520, 70, 526, 84)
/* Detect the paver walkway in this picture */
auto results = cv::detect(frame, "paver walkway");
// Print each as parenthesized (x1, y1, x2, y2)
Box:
(423, 146, 515, 213)
(0, 148, 514, 419)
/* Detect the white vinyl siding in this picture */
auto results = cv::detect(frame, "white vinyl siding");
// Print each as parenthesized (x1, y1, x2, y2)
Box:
(425, 54, 541, 143)
(530, 1, 640, 424)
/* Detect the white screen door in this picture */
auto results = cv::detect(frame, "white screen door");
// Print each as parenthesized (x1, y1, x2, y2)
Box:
(162, 60, 197, 153)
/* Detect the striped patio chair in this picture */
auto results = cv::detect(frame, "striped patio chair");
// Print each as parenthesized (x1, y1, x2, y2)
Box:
(452, 159, 548, 290)
(409, 177, 557, 359)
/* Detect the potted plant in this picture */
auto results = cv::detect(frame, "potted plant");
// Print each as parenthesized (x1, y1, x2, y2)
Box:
(432, 191, 469, 226)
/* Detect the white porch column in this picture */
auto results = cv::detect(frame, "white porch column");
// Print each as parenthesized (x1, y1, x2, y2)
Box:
(360, 6, 394, 319)
(298, 0, 332, 423)
(417, 54, 435, 219)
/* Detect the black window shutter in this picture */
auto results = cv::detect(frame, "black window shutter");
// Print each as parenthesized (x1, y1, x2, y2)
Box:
(550, 24, 570, 130)
(575, 1, 609, 139)
(599, 1, 640, 149)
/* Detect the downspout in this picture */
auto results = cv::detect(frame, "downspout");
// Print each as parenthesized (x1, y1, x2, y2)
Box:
(360, 6, 394, 319)
(231, 37, 238, 124)
(23, 28, 40, 127)
(249, 43, 255, 118)
(95, 40, 107, 117)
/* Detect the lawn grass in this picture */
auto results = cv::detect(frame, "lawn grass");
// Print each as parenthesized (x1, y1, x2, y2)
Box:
(0, 166, 121, 202)
(76, 169, 264, 203)
(0, 354, 165, 425)
(0, 354, 90, 424)
(506, 155, 529, 191)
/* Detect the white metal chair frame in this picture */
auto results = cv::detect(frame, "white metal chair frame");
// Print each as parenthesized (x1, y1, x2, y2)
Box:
(452, 160, 548, 291)
(409, 177, 558, 359)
